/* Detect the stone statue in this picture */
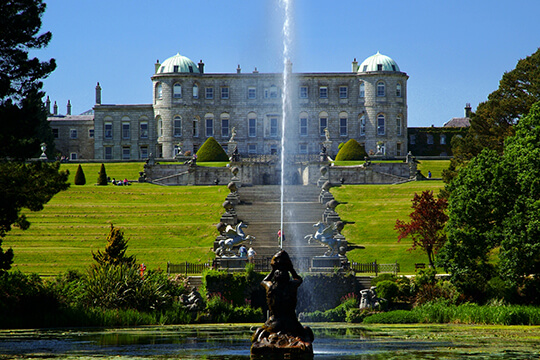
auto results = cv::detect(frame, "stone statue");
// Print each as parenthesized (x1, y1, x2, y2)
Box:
(215, 221, 255, 256)
(229, 127, 237, 142)
(304, 221, 341, 256)
(324, 127, 330, 142)
(251, 250, 314, 358)
(359, 286, 384, 309)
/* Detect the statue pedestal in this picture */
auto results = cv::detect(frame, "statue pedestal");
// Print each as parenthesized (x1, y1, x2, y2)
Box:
(226, 193, 239, 206)
(319, 190, 334, 204)
(312, 256, 342, 269)
(216, 256, 247, 270)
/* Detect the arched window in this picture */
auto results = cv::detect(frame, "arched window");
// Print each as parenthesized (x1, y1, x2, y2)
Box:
(173, 116, 182, 137)
(359, 82, 365, 98)
(396, 115, 402, 136)
(193, 84, 199, 99)
(396, 82, 402, 97)
(156, 83, 163, 100)
(173, 83, 182, 98)
(359, 114, 366, 136)
(377, 81, 385, 97)
(157, 116, 163, 137)
(377, 114, 385, 135)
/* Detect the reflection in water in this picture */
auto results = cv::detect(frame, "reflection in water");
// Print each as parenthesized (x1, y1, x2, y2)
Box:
(0, 325, 539, 359)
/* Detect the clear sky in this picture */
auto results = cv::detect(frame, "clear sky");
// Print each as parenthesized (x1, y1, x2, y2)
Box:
(34, 0, 540, 127)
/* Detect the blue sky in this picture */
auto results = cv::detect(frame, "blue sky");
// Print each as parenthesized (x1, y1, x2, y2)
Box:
(35, 0, 540, 127)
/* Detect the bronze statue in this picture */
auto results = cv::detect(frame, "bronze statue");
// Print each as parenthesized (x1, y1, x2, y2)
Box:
(251, 250, 314, 358)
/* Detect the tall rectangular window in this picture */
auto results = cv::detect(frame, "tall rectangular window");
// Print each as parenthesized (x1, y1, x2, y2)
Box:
(299, 86, 308, 99)
(248, 144, 257, 154)
(52, 128, 59, 138)
(122, 147, 130, 160)
(221, 87, 229, 99)
(89, 129, 94, 138)
(140, 146, 148, 159)
(249, 118, 257, 137)
(396, 143, 402, 156)
(105, 146, 113, 160)
(440, 134, 447, 145)
(410, 135, 416, 145)
(248, 87, 256, 99)
(205, 118, 213, 137)
(173, 117, 182, 137)
(193, 118, 199, 137)
(319, 117, 327, 136)
(299, 144, 308, 154)
(340, 117, 347, 136)
(396, 116, 402, 136)
(270, 117, 278, 137)
(359, 82, 365, 98)
(70, 129, 78, 139)
(104, 123, 113, 139)
(140, 122, 148, 139)
(300, 117, 308, 136)
(377, 115, 385, 135)
(205, 87, 213, 99)
(319, 86, 328, 99)
(122, 122, 130, 139)
(221, 118, 229, 138)
(339, 86, 348, 99)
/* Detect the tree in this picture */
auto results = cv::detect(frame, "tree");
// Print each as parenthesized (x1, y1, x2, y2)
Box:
(74, 164, 86, 185)
(97, 163, 108, 185)
(395, 190, 448, 268)
(335, 139, 367, 161)
(92, 224, 136, 267)
(196, 137, 229, 162)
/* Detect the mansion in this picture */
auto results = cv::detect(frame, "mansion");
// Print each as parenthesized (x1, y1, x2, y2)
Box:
(48, 51, 409, 161)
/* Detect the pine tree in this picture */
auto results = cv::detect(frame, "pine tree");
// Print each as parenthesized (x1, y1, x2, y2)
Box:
(97, 163, 108, 185)
(74, 164, 86, 185)
(92, 224, 136, 267)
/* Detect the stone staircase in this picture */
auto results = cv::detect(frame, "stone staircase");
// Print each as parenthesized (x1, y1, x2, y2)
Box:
(234, 185, 330, 260)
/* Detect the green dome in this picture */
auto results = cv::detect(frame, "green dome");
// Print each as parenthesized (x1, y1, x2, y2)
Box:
(157, 53, 200, 74)
(358, 52, 400, 73)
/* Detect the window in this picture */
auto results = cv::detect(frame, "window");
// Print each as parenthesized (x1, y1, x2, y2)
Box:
(319, 86, 328, 99)
(205, 87, 213, 99)
(221, 116, 229, 138)
(427, 134, 434, 145)
(173, 65, 179, 73)
(140, 122, 148, 139)
(156, 83, 163, 99)
(339, 86, 348, 99)
(249, 117, 257, 137)
(299, 86, 308, 99)
(359, 82, 365, 98)
(52, 128, 59, 138)
(396, 143, 402, 156)
(299, 115, 308, 136)
(270, 117, 278, 137)
(173, 116, 182, 137)
(174, 145, 181, 157)
(122, 122, 130, 139)
(104, 123, 113, 139)
(122, 147, 130, 160)
(193, 84, 199, 98)
(248, 87, 256, 99)
(377, 82, 385, 97)
(140, 146, 148, 159)
(105, 146, 113, 160)
(70, 129, 78, 139)
(363, 65, 368, 72)
(173, 83, 182, 98)
(205, 117, 213, 137)
(270, 144, 278, 155)
(340, 116, 348, 136)
(410, 135, 416, 145)
(157, 116, 163, 137)
(221, 87, 229, 99)
(360, 115, 366, 136)
(377, 114, 385, 135)
(89, 129, 94, 138)
(70, 152, 77, 160)
(269, 85, 278, 99)
(248, 144, 257, 154)
(441, 134, 447, 145)
(396, 82, 402, 97)
(299, 144, 308, 154)
(377, 64, 383, 71)
(396, 116, 402, 136)
(193, 118, 199, 137)
(319, 116, 328, 136)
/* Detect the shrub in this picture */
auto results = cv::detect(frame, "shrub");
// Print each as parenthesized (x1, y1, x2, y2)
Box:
(376, 280, 399, 303)
(346, 308, 370, 323)
(74, 164, 86, 185)
(335, 138, 367, 161)
(97, 163, 108, 185)
(299, 292, 359, 322)
(371, 273, 397, 286)
(92, 224, 136, 267)
(196, 137, 229, 162)
(363, 310, 421, 324)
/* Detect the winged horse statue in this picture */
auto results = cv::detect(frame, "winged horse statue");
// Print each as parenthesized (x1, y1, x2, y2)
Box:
(304, 221, 341, 256)
(215, 222, 256, 256)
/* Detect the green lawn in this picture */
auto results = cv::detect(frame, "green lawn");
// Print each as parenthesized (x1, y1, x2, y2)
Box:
(4, 161, 449, 276)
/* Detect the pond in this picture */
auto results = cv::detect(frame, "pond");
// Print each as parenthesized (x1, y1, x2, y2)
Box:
(0, 323, 539, 359)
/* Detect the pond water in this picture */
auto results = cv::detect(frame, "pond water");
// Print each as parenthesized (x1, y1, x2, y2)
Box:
(0, 324, 539, 359)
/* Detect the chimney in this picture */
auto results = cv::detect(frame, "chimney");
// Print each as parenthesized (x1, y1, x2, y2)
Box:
(45, 96, 51, 115)
(237, 64, 241, 74)
(67, 100, 71, 115)
(352, 58, 359, 72)
(465, 103, 472, 117)
(155, 59, 160, 73)
(286, 59, 293, 74)
(198, 59, 205, 74)
(95, 82, 102, 105)
(53, 101, 58, 115)
(253, 67, 259, 74)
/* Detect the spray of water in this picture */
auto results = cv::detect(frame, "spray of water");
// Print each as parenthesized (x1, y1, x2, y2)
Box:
(279, 0, 292, 249)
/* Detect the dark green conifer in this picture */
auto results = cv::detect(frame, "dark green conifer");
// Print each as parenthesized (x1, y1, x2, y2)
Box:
(97, 163, 108, 185)
(74, 164, 86, 185)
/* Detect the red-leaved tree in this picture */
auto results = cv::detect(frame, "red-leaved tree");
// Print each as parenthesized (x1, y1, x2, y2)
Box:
(395, 190, 448, 268)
